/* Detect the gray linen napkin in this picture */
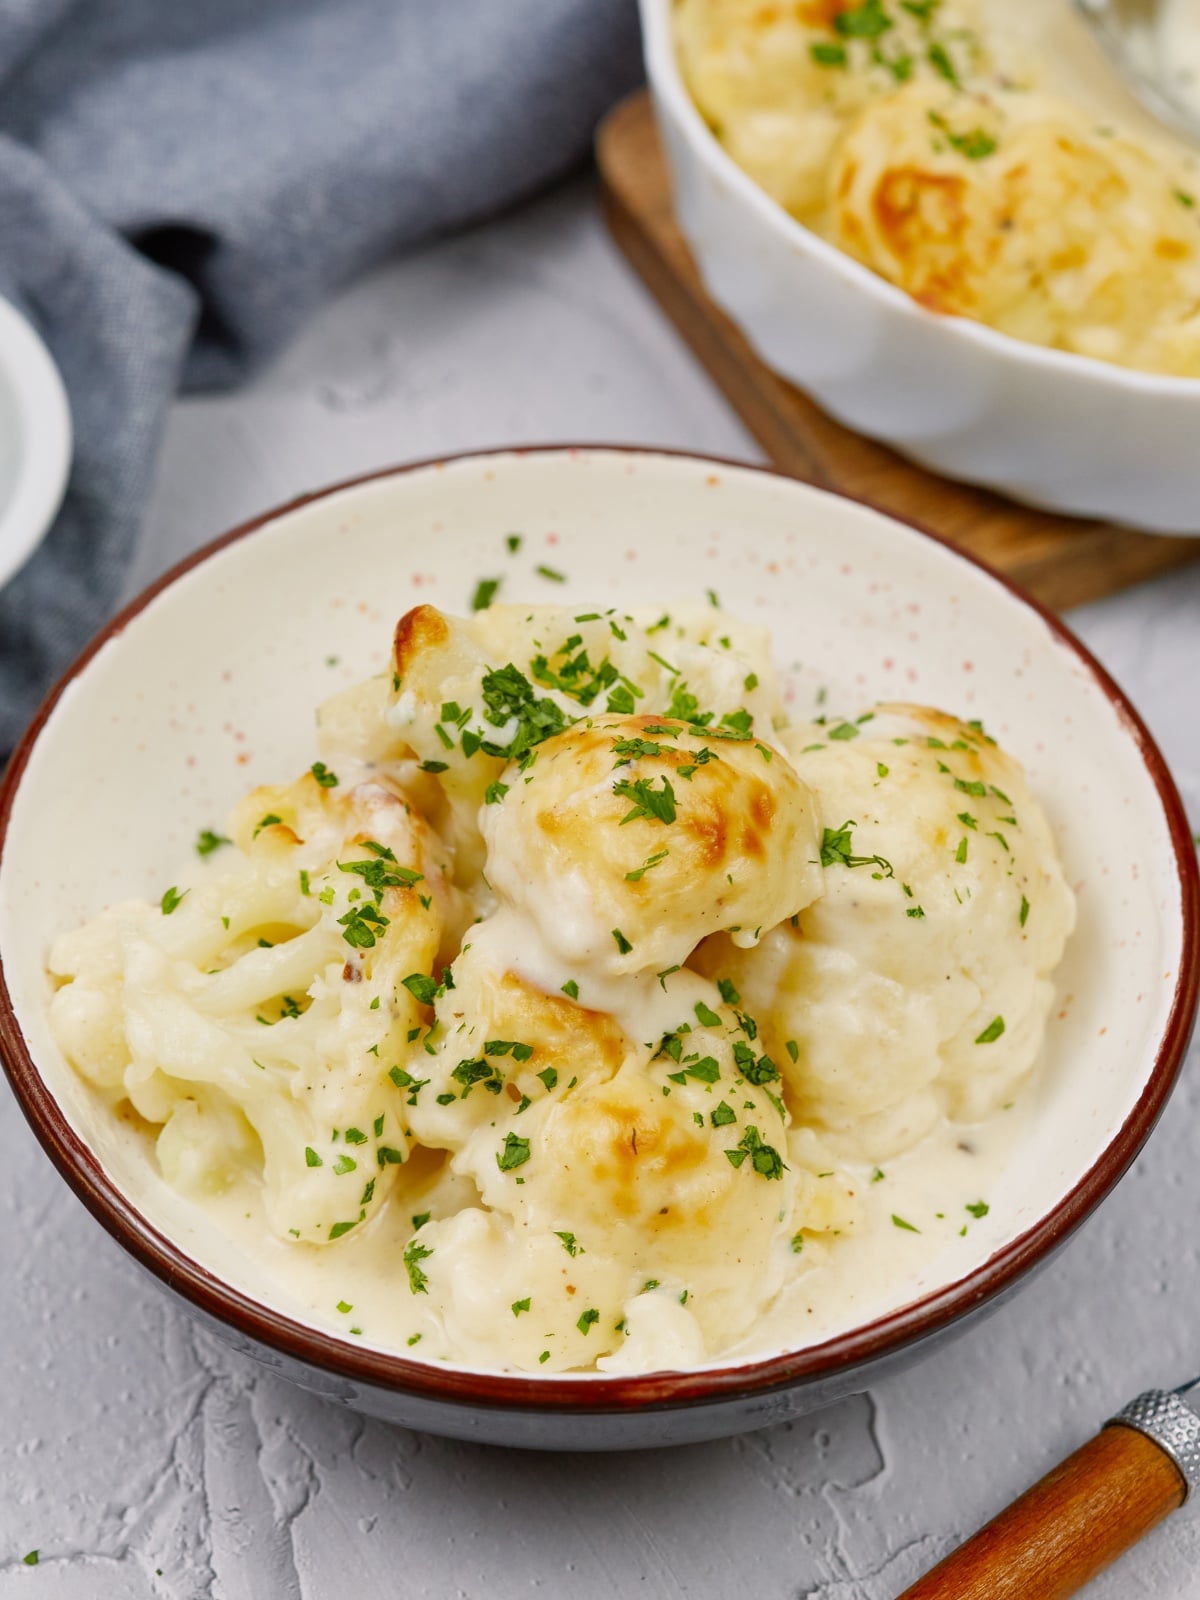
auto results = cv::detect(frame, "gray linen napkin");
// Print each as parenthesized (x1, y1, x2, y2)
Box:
(0, 0, 642, 758)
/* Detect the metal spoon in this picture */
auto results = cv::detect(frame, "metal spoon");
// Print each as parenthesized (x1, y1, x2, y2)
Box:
(1076, 0, 1200, 143)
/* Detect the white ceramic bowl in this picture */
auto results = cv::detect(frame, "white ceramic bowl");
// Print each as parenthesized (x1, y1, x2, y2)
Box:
(0, 295, 71, 590)
(0, 448, 1195, 1449)
(640, 0, 1200, 534)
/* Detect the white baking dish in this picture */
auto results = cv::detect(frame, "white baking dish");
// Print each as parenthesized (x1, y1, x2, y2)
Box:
(639, 0, 1200, 535)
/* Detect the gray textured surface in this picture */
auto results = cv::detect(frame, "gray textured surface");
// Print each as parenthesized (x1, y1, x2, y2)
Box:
(4, 176, 1200, 1599)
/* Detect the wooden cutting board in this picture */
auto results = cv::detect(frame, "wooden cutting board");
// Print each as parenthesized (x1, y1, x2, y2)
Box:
(596, 91, 1200, 612)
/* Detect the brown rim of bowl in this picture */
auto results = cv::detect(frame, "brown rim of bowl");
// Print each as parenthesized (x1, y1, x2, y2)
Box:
(1, 444, 1196, 1417)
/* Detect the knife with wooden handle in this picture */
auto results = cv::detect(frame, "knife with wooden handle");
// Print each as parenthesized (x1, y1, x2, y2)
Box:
(897, 1387, 1200, 1599)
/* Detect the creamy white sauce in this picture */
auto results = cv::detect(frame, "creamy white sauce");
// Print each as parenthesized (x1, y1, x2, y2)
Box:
(162, 1090, 1030, 1369)
(993, 0, 1200, 157)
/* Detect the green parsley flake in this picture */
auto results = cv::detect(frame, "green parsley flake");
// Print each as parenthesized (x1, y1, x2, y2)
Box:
(928, 39, 959, 84)
(577, 1307, 600, 1335)
(810, 40, 847, 65)
(834, 0, 892, 38)
(612, 928, 633, 955)
(724, 1125, 785, 1179)
(404, 1238, 433, 1294)
(613, 774, 677, 825)
(555, 1231, 583, 1257)
(892, 1214, 920, 1233)
(304, 1147, 323, 1168)
(402, 973, 440, 1005)
(561, 979, 579, 1000)
(472, 577, 502, 611)
(497, 1132, 531, 1172)
(512, 1298, 531, 1316)
(536, 564, 566, 583)
(928, 109, 996, 160)
(195, 829, 230, 857)
(966, 1200, 990, 1219)
(22, 1551, 39, 1567)
(160, 886, 187, 916)
(975, 1016, 1005, 1044)
(505, 533, 522, 553)
(253, 812, 282, 838)
(819, 820, 894, 878)
(311, 761, 339, 788)
(1020, 894, 1030, 928)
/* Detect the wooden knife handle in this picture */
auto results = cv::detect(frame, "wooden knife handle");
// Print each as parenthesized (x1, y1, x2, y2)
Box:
(897, 1422, 1186, 1600)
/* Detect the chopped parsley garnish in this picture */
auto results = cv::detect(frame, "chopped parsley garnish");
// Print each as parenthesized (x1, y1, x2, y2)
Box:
(966, 1200, 990, 1219)
(512, 1298, 531, 1316)
(338, 902, 389, 949)
(958, 811, 978, 829)
(420, 759, 449, 774)
(337, 1300, 353, 1314)
(695, 1001, 722, 1028)
(717, 978, 741, 1006)
(1020, 894, 1030, 928)
(485, 781, 509, 805)
(535, 564, 566, 583)
(337, 853, 422, 893)
(160, 886, 187, 916)
(790, 1232, 805, 1254)
(711, 1101, 737, 1127)
(472, 577, 501, 611)
(505, 533, 522, 553)
(927, 39, 959, 84)
(956, 838, 968, 863)
(195, 829, 230, 857)
(497, 1132, 531, 1171)
(892, 1214, 920, 1233)
(811, 40, 847, 65)
(402, 973, 440, 1005)
(253, 813, 282, 838)
(872, 1167, 886, 1182)
(975, 1016, 1006, 1044)
(412, 1212, 431, 1230)
(907, 906, 926, 919)
(927, 110, 996, 159)
(1176, 189, 1197, 209)
(311, 761, 339, 788)
(786, 1040, 799, 1063)
(485, 1039, 534, 1061)
(330, 1214, 364, 1241)
(577, 1308, 600, 1335)
(22, 1551, 38, 1567)
(404, 1238, 433, 1293)
(954, 778, 988, 798)
(834, 0, 892, 38)
(626, 849, 669, 882)
(333, 1154, 357, 1176)
(555, 1231, 583, 1257)
(537, 1067, 559, 1091)
(828, 721, 859, 742)
(613, 774, 677, 825)
(377, 1146, 405, 1166)
(477, 664, 567, 762)
(304, 1147, 323, 1168)
(561, 979, 579, 1000)
(818, 821, 894, 878)
(612, 928, 633, 955)
(724, 1125, 785, 1179)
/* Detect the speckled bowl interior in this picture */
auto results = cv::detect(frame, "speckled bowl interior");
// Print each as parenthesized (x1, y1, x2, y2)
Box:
(0, 448, 1194, 1432)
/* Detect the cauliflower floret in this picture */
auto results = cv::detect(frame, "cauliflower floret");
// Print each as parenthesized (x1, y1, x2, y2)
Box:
(695, 704, 1075, 1155)
(481, 712, 822, 977)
